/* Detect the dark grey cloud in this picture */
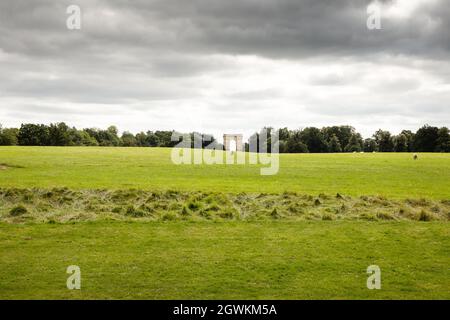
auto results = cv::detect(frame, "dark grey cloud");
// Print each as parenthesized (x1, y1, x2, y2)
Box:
(0, 0, 448, 137)
(2, 0, 449, 60)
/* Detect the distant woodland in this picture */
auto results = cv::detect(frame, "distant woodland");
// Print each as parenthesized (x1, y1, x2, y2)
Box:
(1, 123, 449, 153)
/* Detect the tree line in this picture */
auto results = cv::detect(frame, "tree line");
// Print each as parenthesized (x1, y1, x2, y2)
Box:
(0, 123, 449, 153)
(0, 123, 217, 149)
(257, 125, 449, 153)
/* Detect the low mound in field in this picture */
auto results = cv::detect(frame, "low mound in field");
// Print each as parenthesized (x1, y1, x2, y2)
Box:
(0, 188, 449, 223)
(0, 163, 24, 170)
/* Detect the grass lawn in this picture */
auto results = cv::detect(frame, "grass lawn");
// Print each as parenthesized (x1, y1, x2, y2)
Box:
(0, 221, 449, 300)
(0, 147, 449, 199)
(0, 147, 448, 299)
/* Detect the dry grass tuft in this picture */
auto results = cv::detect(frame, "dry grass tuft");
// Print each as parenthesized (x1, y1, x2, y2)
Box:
(0, 188, 449, 223)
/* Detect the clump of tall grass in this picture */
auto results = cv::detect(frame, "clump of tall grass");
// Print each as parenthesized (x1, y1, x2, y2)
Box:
(318, 193, 329, 200)
(338, 203, 347, 213)
(287, 204, 299, 214)
(219, 209, 235, 219)
(22, 193, 34, 203)
(418, 210, 434, 222)
(376, 211, 395, 220)
(359, 212, 377, 221)
(111, 190, 138, 202)
(270, 208, 280, 219)
(398, 206, 414, 219)
(322, 213, 334, 221)
(199, 209, 211, 219)
(282, 191, 297, 199)
(58, 196, 73, 204)
(138, 204, 154, 213)
(187, 200, 202, 211)
(180, 206, 191, 216)
(168, 203, 182, 211)
(9, 205, 28, 216)
(112, 206, 122, 213)
(125, 205, 145, 217)
(205, 202, 221, 212)
(153, 202, 168, 210)
(161, 212, 176, 221)
(43, 191, 54, 199)
(165, 190, 179, 197)
(406, 198, 430, 207)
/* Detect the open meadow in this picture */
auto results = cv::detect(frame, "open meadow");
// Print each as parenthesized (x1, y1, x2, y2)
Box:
(1, 146, 449, 198)
(0, 146, 449, 299)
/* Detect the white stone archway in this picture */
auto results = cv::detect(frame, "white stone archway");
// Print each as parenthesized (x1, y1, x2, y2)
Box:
(223, 134, 243, 152)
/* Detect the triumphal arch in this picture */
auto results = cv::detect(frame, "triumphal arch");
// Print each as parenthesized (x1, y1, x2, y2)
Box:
(223, 134, 243, 152)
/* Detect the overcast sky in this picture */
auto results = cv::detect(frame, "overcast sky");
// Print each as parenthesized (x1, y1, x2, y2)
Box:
(0, 0, 449, 140)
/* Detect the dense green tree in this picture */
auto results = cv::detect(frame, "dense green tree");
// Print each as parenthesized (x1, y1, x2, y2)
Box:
(413, 125, 439, 152)
(73, 129, 98, 146)
(278, 127, 290, 141)
(144, 131, 159, 147)
(135, 132, 148, 147)
(77, 130, 98, 146)
(286, 131, 309, 153)
(18, 124, 50, 146)
(48, 122, 71, 146)
(435, 127, 450, 152)
(400, 130, 415, 152)
(0, 126, 19, 145)
(121, 131, 137, 147)
(328, 134, 342, 153)
(322, 126, 356, 150)
(107, 125, 119, 136)
(363, 138, 377, 152)
(299, 127, 329, 153)
(373, 129, 394, 152)
(393, 134, 408, 152)
(154, 131, 178, 147)
(344, 134, 363, 152)
(106, 126, 121, 146)
(84, 126, 121, 146)
(277, 128, 291, 153)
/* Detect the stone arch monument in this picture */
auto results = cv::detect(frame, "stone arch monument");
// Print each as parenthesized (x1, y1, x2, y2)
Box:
(223, 134, 243, 152)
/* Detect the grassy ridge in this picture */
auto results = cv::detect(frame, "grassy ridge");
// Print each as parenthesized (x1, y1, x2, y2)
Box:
(0, 221, 449, 299)
(1, 147, 450, 199)
(1, 188, 449, 223)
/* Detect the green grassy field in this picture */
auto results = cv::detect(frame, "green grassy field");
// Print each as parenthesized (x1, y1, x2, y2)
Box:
(0, 147, 449, 299)
(1, 146, 449, 198)
(1, 221, 449, 299)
